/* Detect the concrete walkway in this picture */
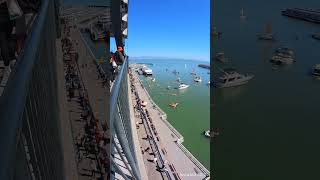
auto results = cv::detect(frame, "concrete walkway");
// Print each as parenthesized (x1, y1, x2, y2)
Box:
(130, 69, 210, 180)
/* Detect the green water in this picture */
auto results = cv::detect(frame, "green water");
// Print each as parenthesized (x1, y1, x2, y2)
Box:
(131, 59, 211, 170)
(213, 0, 320, 179)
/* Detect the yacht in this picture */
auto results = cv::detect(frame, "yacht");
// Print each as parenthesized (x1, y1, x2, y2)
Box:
(216, 52, 228, 63)
(270, 47, 295, 64)
(270, 55, 295, 64)
(312, 64, 320, 76)
(142, 68, 153, 75)
(213, 68, 254, 88)
(177, 83, 189, 90)
(194, 76, 202, 82)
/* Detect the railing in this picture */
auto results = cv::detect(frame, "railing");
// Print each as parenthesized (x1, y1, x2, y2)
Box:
(0, 0, 64, 179)
(110, 56, 142, 179)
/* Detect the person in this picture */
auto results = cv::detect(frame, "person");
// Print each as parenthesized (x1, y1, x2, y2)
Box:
(90, 159, 96, 177)
(0, 1, 15, 80)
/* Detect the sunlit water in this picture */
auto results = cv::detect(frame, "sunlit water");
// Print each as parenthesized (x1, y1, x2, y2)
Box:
(130, 59, 211, 169)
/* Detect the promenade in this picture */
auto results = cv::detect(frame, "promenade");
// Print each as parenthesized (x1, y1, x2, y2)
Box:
(129, 66, 210, 180)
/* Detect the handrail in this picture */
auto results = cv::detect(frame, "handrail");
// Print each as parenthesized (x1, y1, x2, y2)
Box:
(0, 0, 51, 178)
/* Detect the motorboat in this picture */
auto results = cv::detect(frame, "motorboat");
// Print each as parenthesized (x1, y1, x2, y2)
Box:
(213, 68, 254, 88)
(194, 76, 202, 82)
(204, 130, 210, 137)
(177, 83, 189, 90)
(169, 102, 179, 108)
(270, 55, 295, 64)
(142, 68, 153, 75)
(216, 52, 228, 63)
(312, 64, 320, 76)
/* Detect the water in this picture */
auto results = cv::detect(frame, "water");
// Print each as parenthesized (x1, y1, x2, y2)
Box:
(131, 59, 211, 170)
(213, 1, 320, 179)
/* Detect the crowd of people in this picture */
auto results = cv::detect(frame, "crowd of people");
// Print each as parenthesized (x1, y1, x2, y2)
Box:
(0, 0, 40, 83)
(129, 72, 170, 175)
(62, 22, 109, 179)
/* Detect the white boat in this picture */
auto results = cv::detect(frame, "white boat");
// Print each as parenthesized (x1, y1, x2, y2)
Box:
(194, 76, 202, 82)
(270, 47, 295, 64)
(177, 83, 189, 90)
(204, 130, 210, 137)
(142, 68, 153, 75)
(213, 68, 254, 88)
(152, 78, 156, 82)
(270, 55, 295, 64)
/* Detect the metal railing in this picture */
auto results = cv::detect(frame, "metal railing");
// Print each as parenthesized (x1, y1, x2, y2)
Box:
(110, 55, 143, 179)
(0, 0, 64, 179)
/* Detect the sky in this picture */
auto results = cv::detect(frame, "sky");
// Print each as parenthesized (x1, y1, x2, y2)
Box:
(111, 0, 210, 61)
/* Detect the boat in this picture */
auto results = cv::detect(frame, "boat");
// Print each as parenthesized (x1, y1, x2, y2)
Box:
(270, 55, 295, 64)
(257, 23, 276, 41)
(204, 130, 210, 137)
(194, 76, 202, 82)
(312, 64, 320, 76)
(240, 8, 247, 19)
(281, 8, 320, 24)
(152, 78, 156, 82)
(207, 81, 211, 85)
(204, 129, 220, 138)
(177, 83, 189, 90)
(312, 32, 320, 40)
(167, 86, 171, 90)
(169, 102, 179, 108)
(213, 68, 254, 88)
(198, 64, 210, 69)
(275, 47, 294, 56)
(142, 68, 153, 75)
(270, 47, 295, 64)
(215, 52, 228, 63)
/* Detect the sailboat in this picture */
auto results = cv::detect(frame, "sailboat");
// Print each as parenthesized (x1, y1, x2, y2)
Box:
(257, 23, 276, 41)
(240, 8, 247, 19)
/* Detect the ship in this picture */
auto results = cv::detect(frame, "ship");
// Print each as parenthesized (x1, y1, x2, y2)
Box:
(281, 8, 320, 24)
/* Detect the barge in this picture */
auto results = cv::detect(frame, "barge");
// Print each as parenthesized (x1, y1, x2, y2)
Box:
(281, 8, 320, 23)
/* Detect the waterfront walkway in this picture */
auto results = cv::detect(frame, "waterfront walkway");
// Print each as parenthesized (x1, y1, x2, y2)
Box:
(59, 21, 110, 180)
(130, 67, 210, 180)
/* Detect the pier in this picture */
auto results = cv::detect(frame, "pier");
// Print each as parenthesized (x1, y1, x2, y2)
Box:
(129, 64, 210, 180)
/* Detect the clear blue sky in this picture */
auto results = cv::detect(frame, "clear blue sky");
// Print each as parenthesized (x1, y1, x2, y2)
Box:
(112, 0, 210, 61)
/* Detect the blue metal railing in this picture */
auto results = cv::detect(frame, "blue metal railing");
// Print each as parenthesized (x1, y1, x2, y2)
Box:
(0, 0, 63, 179)
(110, 55, 142, 179)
